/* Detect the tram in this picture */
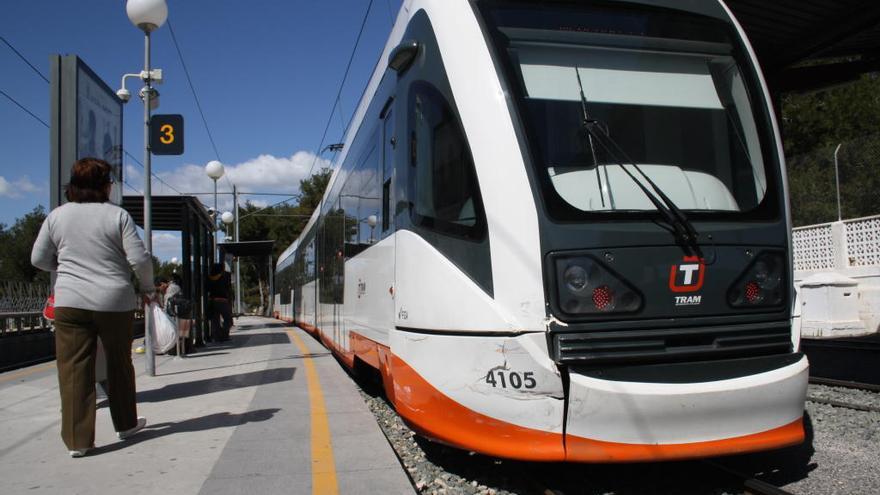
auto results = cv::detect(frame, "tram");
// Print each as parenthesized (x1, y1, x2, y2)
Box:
(275, 0, 808, 462)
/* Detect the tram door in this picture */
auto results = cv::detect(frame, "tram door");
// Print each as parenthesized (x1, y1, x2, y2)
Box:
(381, 108, 396, 332)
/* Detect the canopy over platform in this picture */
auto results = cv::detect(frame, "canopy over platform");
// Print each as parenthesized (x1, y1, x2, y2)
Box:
(219, 241, 276, 258)
(122, 195, 213, 231)
(727, 0, 880, 93)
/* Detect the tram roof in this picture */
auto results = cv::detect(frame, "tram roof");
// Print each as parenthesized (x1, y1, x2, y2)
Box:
(726, 0, 880, 92)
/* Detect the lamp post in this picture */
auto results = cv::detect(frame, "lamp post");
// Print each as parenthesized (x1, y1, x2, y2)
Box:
(233, 185, 241, 315)
(833, 143, 843, 222)
(205, 160, 225, 262)
(123, 0, 168, 378)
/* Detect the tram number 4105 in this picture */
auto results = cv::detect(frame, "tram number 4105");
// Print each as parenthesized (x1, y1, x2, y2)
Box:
(485, 370, 537, 389)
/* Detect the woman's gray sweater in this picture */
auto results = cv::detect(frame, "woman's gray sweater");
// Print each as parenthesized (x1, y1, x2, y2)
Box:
(31, 202, 154, 311)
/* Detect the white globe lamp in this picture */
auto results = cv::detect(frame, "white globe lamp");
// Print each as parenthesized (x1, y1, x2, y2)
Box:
(205, 160, 225, 180)
(126, 0, 168, 33)
(221, 211, 235, 225)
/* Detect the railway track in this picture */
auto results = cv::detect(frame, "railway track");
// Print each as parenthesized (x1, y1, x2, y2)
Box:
(809, 376, 880, 393)
(802, 336, 880, 387)
(703, 460, 797, 495)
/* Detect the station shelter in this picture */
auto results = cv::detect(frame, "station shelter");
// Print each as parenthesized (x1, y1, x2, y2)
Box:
(122, 195, 215, 346)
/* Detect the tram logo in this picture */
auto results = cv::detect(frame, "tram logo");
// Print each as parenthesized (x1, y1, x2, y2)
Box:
(669, 256, 705, 293)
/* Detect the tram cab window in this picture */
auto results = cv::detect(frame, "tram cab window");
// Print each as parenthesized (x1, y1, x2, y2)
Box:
(408, 81, 484, 239)
(479, 3, 780, 221)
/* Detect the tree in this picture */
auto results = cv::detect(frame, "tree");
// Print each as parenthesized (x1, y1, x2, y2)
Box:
(0, 206, 49, 284)
(235, 169, 332, 312)
(781, 74, 880, 225)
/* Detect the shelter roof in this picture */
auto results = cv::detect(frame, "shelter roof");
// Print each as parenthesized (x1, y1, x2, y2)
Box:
(727, 0, 880, 92)
(122, 195, 213, 232)
(220, 241, 276, 258)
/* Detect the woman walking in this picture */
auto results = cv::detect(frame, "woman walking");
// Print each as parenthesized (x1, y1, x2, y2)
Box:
(31, 157, 152, 457)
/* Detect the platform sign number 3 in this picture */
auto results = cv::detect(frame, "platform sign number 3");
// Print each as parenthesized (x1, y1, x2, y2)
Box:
(150, 114, 184, 155)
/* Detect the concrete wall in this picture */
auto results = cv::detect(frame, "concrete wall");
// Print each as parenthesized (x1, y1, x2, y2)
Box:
(793, 216, 880, 337)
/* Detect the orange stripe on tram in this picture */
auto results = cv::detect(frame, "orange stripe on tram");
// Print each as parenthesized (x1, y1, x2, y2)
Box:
(565, 419, 804, 463)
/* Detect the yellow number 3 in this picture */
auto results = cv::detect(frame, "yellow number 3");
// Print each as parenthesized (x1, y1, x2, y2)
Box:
(159, 124, 174, 144)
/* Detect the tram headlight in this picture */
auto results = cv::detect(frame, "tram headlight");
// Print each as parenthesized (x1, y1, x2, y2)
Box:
(728, 251, 785, 308)
(554, 255, 641, 316)
(563, 264, 589, 292)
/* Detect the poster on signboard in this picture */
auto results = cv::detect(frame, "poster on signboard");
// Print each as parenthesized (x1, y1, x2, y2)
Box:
(76, 61, 123, 204)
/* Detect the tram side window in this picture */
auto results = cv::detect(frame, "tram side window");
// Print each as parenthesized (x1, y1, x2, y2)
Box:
(408, 81, 484, 239)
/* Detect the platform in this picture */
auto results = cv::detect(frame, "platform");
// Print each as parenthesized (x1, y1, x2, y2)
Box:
(0, 317, 413, 495)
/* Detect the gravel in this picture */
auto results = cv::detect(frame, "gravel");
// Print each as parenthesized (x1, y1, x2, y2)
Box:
(353, 374, 880, 495)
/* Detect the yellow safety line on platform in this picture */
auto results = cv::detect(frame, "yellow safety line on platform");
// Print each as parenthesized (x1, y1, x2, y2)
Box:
(287, 329, 339, 495)
(0, 362, 55, 384)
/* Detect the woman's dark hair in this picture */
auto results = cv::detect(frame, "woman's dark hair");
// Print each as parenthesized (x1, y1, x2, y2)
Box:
(65, 157, 113, 203)
(210, 263, 225, 276)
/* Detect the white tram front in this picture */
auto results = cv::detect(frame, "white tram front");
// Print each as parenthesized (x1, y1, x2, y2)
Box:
(275, 0, 808, 462)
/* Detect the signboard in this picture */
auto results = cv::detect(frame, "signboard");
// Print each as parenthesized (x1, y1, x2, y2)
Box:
(150, 114, 184, 155)
(50, 55, 124, 208)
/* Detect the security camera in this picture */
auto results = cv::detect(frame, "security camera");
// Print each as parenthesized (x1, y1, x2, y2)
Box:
(207, 207, 216, 216)
(116, 88, 131, 103)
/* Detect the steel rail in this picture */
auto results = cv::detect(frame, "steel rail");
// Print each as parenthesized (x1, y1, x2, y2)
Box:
(809, 376, 880, 393)
(702, 460, 798, 495)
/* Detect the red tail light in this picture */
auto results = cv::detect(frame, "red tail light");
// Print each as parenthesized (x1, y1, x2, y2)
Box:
(744, 281, 763, 304)
(592, 286, 614, 311)
(728, 251, 785, 308)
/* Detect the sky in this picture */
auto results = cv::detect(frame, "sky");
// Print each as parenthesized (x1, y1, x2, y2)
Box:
(1, 0, 402, 260)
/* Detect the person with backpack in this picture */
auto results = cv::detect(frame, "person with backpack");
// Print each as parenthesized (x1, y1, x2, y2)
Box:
(164, 274, 194, 354)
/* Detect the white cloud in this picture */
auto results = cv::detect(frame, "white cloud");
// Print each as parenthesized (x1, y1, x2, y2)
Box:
(151, 232, 181, 262)
(0, 175, 41, 198)
(125, 151, 329, 212)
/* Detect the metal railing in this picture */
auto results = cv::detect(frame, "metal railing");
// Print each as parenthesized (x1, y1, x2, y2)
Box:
(0, 311, 50, 336)
(0, 281, 50, 314)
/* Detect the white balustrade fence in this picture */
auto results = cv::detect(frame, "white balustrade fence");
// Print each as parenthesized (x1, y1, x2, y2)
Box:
(793, 215, 880, 274)
(845, 216, 880, 267)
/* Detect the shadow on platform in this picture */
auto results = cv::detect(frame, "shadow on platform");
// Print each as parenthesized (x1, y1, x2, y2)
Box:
(137, 367, 295, 403)
(233, 322, 290, 332)
(91, 408, 282, 454)
(206, 332, 291, 351)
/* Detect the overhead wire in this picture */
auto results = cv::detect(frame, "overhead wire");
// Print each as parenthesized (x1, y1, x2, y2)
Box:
(122, 149, 184, 195)
(238, 1, 377, 223)
(2, 85, 143, 198)
(239, 193, 304, 220)
(0, 35, 50, 83)
(165, 19, 234, 192)
(2, 36, 180, 196)
(0, 88, 49, 128)
(302, 0, 375, 187)
(386, 0, 396, 25)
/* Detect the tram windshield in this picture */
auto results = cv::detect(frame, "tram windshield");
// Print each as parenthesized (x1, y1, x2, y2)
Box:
(479, 2, 778, 221)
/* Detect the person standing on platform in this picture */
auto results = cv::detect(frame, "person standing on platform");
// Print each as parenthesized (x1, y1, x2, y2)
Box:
(31, 157, 151, 458)
(207, 263, 233, 342)
(165, 274, 194, 354)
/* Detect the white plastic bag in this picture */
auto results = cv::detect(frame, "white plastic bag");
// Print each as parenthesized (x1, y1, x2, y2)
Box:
(149, 302, 177, 354)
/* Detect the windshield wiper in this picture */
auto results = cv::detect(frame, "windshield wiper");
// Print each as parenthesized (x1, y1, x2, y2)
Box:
(573, 68, 703, 257)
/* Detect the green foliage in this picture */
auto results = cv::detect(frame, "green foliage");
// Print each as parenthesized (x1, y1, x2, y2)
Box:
(0, 206, 49, 284)
(235, 169, 332, 311)
(153, 257, 179, 283)
(782, 74, 880, 226)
